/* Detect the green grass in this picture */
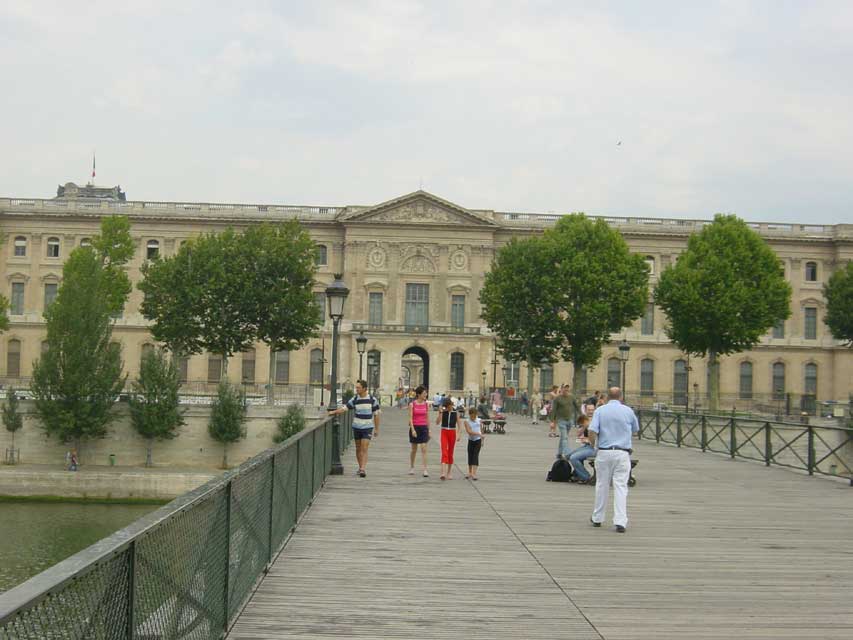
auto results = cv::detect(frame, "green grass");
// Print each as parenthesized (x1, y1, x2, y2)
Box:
(0, 494, 170, 506)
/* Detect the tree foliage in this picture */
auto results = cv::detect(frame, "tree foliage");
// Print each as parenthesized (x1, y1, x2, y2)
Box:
(654, 214, 791, 410)
(273, 404, 306, 443)
(824, 261, 853, 347)
(3, 388, 24, 454)
(0, 233, 8, 334)
(129, 349, 186, 466)
(208, 382, 247, 468)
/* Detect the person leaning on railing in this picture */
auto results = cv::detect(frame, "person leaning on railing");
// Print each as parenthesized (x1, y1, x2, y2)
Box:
(328, 379, 380, 478)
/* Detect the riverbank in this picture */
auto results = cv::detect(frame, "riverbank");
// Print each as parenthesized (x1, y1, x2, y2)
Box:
(0, 464, 219, 500)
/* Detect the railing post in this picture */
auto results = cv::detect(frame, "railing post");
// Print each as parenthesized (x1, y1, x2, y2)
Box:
(223, 480, 232, 633)
(267, 454, 275, 567)
(294, 439, 300, 523)
(701, 415, 707, 451)
(764, 422, 772, 467)
(807, 426, 815, 475)
(730, 418, 736, 458)
(676, 414, 682, 447)
(126, 540, 136, 640)
(655, 412, 661, 443)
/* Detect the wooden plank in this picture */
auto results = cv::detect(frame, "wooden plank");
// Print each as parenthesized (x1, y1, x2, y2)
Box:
(228, 409, 853, 639)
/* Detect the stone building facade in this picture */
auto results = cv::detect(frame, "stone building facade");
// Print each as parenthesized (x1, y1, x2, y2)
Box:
(1, 185, 851, 412)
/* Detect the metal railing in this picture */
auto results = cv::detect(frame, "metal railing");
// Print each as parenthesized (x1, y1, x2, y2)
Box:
(636, 410, 853, 485)
(0, 412, 353, 639)
(351, 322, 481, 335)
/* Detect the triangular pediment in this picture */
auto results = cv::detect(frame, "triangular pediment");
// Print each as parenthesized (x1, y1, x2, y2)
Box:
(341, 191, 497, 227)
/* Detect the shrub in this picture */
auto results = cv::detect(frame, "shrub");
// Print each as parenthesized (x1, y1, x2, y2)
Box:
(273, 404, 305, 443)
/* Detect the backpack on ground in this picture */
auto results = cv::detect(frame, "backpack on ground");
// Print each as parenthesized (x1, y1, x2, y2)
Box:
(547, 457, 573, 482)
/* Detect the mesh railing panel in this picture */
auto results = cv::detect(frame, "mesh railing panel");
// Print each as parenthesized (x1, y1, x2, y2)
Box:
(296, 434, 315, 516)
(227, 460, 273, 622)
(313, 427, 326, 494)
(271, 445, 298, 552)
(134, 491, 229, 640)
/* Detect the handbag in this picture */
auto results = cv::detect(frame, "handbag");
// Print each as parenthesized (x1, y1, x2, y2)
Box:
(539, 407, 548, 416)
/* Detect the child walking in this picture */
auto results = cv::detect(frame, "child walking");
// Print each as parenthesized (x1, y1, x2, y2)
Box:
(463, 407, 485, 480)
(437, 396, 461, 480)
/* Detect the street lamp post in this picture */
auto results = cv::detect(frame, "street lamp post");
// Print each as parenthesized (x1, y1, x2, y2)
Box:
(501, 365, 508, 390)
(356, 332, 367, 381)
(490, 337, 499, 393)
(319, 335, 326, 407)
(481, 370, 487, 396)
(618, 339, 630, 404)
(685, 355, 692, 411)
(693, 382, 699, 413)
(326, 274, 349, 476)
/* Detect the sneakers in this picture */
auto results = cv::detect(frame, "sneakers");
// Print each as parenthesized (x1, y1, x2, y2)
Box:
(615, 525, 626, 533)
(423, 470, 429, 477)
(358, 469, 366, 478)
(407, 468, 415, 476)
(590, 517, 601, 528)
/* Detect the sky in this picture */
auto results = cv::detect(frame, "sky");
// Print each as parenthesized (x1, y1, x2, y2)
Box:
(1, 1, 852, 223)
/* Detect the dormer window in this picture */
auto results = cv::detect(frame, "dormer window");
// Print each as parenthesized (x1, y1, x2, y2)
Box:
(13, 236, 26, 257)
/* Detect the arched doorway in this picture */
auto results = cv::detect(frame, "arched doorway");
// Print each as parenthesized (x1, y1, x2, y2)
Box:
(401, 346, 429, 390)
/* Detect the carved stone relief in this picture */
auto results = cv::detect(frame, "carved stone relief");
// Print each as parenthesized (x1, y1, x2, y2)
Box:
(367, 245, 387, 270)
(370, 202, 462, 224)
(400, 254, 436, 273)
(449, 249, 469, 272)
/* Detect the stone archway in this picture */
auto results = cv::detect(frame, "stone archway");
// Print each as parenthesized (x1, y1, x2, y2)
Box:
(401, 345, 430, 390)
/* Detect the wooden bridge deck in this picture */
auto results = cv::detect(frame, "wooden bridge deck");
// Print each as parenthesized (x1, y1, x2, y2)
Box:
(228, 408, 853, 640)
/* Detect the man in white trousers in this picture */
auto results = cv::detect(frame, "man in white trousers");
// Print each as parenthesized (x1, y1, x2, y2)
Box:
(588, 387, 638, 533)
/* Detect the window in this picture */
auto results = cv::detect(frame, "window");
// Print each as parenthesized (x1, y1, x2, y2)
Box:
(177, 356, 189, 384)
(241, 348, 255, 384)
(804, 363, 817, 395)
(11, 282, 25, 315)
(47, 237, 60, 258)
(13, 236, 26, 257)
(641, 303, 654, 335)
(368, 292, 383, 326)
(367, 350, 381, 390)
(207, 355, 222, 384)
(805, 261, 818, 282)
(607, 358, 621, 389)
(43, 283, 58, 312)
(405, 283, 429, 329)
(644, 256, 655, 276)
(7, 339, 21, 377)
(772, 363, 785, 399)
(80, 238, 91, 248)
(739, 362, 753, 399)
(310, 348, 324, 385)
(314, 292, 327, 319)
(804, 307, 817, 339)
(315, 244, 328, 266)
(772, 319, 785, 339)
(640, 359, 654, 396)
(146, 240, 160, 260)
(539, 364, 553, 391)
(450, 352, 465, 390)
(451, 295, 465, 329)
(673, 359, 688, 405)
(274, 350, 290, 384)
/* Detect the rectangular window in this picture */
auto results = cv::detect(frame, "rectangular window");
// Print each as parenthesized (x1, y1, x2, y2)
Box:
(241, 350, 255, 384)
(275, 350, 290, 384)
(314, 292, 326, 320)
(44, 283, 58, 312)
(451, 295, 465, 329)
(739, 362, 753, 399)
(368, 292, 383, 326)
(177, 356, 189, 384)
(673, 360, 688, 406)
(607, 358, 621, 389)
(405, 283, 429, 329)
(772, 320, 785, 339)
(804, 307, 817, 339)
(640, 359, 654, 396)
(641, 303, 654, 335)
(539, 365, 553, 392)
(10, 283, 24, 315)
(450, 352, 464, 390)
(207, 355, 222, 384)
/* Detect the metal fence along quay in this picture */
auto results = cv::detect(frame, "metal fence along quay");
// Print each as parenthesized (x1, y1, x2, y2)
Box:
(0, 412, 352, 639)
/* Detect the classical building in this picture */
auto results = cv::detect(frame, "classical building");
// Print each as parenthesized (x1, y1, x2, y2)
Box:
(2, 184, 851, 413)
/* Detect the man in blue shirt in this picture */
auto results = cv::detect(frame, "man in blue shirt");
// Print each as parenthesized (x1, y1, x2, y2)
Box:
(329, 380, 380, 478)
(588, 387, 638, 533)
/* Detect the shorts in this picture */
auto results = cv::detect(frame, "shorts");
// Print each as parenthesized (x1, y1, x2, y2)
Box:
(353, 428, 373, 441)
(409, 425, 430, 444)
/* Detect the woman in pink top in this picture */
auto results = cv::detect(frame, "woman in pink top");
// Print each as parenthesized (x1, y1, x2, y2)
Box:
(408, 385, 430, 477)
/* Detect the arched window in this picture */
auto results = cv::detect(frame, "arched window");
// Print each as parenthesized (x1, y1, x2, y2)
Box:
(13, 236, 26, 257)
(6, 339, 21, 377)
(539, 363, 553, 391)
(140, 343, 155, 374)
(367, 350, 381, 391)
(207, 354, 222, 384)
(739, 362, 753, 399)
(241, 348, 256, 384)
(146, 240, 160, 260)
(274, 350, 290, 385)
(607, 358, 621, 389)
(46, 237, 60, 258)
(309, 348, 324, 385)
(673, 359, 688, 406)
(804, 363, 817, 395)
(772, 362, 785, 399)
(450, 352, 465, 390)
(644, 256, 655, 276)
(315, 244, 328, 266)
(805, 261, 818, 282)
(640, 359, 654, 396)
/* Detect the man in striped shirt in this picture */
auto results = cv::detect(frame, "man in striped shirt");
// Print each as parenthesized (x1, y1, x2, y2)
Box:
(329, 380, 380, 477)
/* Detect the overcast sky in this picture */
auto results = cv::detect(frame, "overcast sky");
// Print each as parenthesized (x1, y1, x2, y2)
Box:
(2, 1, 852, 223)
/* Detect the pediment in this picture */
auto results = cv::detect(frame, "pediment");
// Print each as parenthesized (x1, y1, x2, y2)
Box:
(341, 191, 497, 227)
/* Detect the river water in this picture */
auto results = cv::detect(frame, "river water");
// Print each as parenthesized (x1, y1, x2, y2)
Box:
(0, 501, 159, 593)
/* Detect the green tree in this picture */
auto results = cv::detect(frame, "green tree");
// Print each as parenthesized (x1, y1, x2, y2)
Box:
(540, 214, 649, 391)
(654, 214, 791, 411)
(242, 222, 322, 403)
(3, 388, 24, 462)
(208, 382, 247, 468)
(273, 404, 306, 443)
(0, 232, 9, 333)
(129, 349, 187, 467)
(480, 236, 562, 393)
(824, 261, 853, 346)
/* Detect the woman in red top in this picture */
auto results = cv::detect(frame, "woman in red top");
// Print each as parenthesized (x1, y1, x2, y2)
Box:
(436, 397, 461, 480)
(408, 385, 430, 477)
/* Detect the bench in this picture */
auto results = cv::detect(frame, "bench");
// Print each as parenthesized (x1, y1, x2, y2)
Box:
(480, 419, 507, 435)
(587, 458, 638, 487)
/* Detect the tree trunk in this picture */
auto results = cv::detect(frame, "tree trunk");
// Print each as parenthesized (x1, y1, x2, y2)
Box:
(571, 363, 583, 399)
(708, 350, 719, 413)
(145, 440, 153, 468)
(526, 363, 535, 411)
(267, 346, 276, 406)
(222, 444, 229, 469)
(221, 352, 229, 376)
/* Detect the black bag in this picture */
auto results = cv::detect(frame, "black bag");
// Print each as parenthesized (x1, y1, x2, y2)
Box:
(547, 458, 573, 482)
